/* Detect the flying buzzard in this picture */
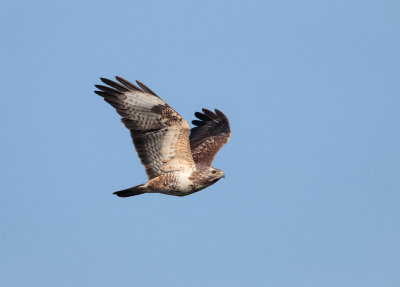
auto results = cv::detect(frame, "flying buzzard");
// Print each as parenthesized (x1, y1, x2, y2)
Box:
(95, 76, 231, 197)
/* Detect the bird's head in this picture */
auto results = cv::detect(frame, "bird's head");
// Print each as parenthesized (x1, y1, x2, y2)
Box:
(208, 167, 225, 182)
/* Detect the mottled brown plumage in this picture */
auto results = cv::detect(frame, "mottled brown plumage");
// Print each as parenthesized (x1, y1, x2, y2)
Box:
(95, 76, 231, 197)
(190, 109, 231, 166)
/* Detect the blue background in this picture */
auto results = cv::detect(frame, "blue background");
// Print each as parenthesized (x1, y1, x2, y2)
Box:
(1, 1, 399, 286)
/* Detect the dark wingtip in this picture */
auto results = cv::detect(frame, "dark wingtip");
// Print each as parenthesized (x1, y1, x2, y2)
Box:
(214, 109, 229, 121)
(135, 80, 159, 97)
(94, 84, 122, 95)
(202, 108, 214, 114)
(201, 108, 218, 120)
(192, 120, 205, 126)
(194, 111, 209, 121)
(194, 108, 229, 123)
(94, 90, 107, 97)
(115, 76, 143, 92)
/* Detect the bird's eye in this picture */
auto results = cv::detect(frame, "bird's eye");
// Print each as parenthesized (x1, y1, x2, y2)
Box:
(212, 170, 217, 174)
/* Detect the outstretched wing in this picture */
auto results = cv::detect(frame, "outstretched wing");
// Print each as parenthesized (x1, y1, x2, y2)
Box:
(95, 76, 194, 179)
(189, 109, 231, 166)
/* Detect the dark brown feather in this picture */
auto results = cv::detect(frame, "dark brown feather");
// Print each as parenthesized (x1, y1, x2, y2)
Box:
(95, 85, 122, 95)
(136, 80, 159, 97)
(100, 77, 130, 92)
(189, 108, 230, 166)
(115, 76, 143, 92)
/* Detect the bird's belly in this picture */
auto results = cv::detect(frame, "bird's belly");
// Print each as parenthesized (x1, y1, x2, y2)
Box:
(174, 173, 218, 196)
(174, 172, 196, 192)
(148, 170, 214, 197)
(166, 171, 203, 196)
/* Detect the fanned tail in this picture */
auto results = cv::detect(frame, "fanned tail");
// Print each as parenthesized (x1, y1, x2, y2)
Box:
(113, 184, 149, 197)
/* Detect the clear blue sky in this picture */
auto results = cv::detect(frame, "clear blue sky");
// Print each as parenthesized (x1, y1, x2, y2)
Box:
(1, 0, 399, 286)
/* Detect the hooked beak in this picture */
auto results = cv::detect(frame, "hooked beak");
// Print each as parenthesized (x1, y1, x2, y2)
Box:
(220, 172, 225, 179)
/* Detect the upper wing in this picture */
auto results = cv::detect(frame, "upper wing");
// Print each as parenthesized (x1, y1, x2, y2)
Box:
(95, 76, 194, 179)
(189, 108, 231, 166)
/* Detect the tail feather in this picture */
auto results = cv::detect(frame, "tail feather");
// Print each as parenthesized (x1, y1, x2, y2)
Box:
(113, 184, 149, 197)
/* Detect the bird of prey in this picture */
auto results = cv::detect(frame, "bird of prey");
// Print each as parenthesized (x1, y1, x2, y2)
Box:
(94, 76, 231, 197)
